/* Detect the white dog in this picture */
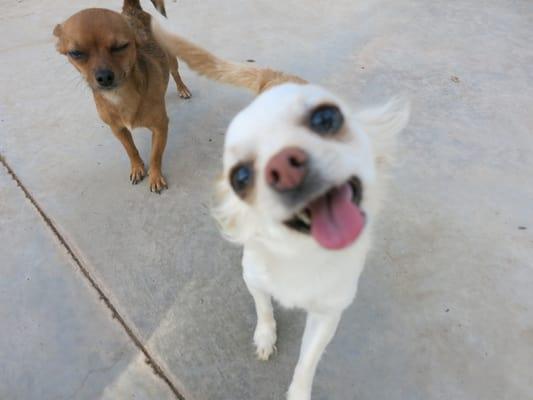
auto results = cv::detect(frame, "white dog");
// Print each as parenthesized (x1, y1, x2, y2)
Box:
(213, 84, 408, 399)
(149, 8, 409, 399)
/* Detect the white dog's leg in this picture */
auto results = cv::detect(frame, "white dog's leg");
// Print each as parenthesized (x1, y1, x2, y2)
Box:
(245, 281, 277, 361)
(287, 312, 342, 400)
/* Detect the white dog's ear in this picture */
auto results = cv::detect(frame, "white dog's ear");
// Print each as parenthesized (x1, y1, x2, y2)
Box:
(356, 98, 410, 172)
(211, 175, 255, 244)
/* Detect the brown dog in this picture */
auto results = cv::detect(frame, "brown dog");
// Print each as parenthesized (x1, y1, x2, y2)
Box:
(53, 0, 190, 192)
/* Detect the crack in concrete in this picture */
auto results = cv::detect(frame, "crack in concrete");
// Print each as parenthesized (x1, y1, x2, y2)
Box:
(0, 154, 185, 400)
(55, 352, 125, 400)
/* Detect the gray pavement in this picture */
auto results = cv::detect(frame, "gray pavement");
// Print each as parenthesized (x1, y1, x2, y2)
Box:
(0, 167, 174, 400)
(1, 0, 532, 399)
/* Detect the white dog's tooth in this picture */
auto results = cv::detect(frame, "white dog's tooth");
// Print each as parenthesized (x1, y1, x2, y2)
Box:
(298, 211, 311, 225)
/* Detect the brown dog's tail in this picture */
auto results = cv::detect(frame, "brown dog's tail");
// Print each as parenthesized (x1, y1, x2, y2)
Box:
(150, 14, 306, 94)
(124, 0, 167, 17)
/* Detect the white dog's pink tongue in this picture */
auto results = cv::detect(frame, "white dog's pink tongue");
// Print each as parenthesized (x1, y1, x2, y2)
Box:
(309, 183, 365, 250)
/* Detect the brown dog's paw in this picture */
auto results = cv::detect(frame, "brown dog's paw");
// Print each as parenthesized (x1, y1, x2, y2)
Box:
(130, 163, 146, 184)
(177, 83, 192, 99)
(148, 170, 168, 193)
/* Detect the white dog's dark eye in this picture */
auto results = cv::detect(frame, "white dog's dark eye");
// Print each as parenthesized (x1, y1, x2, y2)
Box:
(230, 163, 254, 196)
(309, 105, 344, 135)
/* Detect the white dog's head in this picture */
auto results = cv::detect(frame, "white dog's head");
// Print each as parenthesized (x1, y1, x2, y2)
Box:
(214, 83, 409, 251)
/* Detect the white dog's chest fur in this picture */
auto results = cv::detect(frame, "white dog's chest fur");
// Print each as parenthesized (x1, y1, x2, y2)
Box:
(242, 232, 371, 313)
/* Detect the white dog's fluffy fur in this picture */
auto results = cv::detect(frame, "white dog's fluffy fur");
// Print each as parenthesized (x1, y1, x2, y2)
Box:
(148, 8, 409, 399)
(213, 84, 409, 400)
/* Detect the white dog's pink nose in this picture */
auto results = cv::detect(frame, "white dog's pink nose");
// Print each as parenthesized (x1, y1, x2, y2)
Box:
(265, 147, 308, 191)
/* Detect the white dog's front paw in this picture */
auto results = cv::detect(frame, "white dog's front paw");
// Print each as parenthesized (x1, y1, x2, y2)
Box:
(253, 321, 277, 361)
(287, 382, 311, 400)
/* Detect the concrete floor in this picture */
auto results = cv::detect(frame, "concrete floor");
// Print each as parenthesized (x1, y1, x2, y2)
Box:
(1, 0, 532, 399)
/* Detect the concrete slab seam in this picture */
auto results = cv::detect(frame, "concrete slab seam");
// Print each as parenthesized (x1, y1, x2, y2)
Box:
(0, 153, 186, 400)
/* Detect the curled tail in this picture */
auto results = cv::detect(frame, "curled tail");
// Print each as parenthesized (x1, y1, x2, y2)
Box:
(123, 0, 167, 16)
(150, 14, 307, 94)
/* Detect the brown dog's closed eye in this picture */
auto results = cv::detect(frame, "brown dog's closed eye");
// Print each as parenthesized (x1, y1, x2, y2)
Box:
(111, 42, 130, 52)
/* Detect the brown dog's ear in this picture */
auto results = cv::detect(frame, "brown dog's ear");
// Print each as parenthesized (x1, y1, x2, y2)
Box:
(53, 24, 67, 54)
(53, 24, 62, 37)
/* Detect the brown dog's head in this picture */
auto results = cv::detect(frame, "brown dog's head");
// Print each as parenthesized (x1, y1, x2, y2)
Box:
(53, 8, 137, 91)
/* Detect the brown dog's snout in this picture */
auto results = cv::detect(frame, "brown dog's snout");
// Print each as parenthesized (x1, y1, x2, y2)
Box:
(95, 68, 115, 88)
(265, 147, 309, 191)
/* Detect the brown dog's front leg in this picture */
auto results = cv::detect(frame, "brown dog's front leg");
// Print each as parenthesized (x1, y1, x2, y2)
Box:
(148, 122, 168, 193)
(111, 125, 145, 184)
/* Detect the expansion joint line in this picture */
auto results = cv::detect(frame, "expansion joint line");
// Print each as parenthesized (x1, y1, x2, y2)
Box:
(0, 154, 185, 400)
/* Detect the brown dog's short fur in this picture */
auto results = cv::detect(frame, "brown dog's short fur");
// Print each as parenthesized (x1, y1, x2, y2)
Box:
(53, 0, 190, 192)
